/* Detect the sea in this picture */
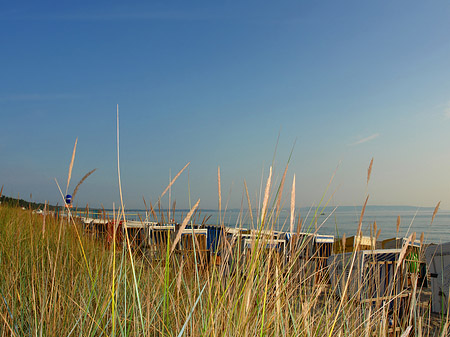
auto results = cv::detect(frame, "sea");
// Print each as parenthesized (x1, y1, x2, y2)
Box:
(119, 205, 450, 245)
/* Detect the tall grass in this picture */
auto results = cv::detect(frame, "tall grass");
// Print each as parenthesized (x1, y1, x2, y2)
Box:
(0, 142, 447, 336)
(1, 198, 446, 336)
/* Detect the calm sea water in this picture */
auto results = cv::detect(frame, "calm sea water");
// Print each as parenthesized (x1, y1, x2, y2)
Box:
(123, 206, 450, 244)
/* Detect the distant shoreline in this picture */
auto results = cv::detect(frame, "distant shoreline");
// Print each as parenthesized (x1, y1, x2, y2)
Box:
(0, 195, 445, 212)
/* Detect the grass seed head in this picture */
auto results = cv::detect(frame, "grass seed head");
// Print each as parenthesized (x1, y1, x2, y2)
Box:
(367, 157, 374, 185)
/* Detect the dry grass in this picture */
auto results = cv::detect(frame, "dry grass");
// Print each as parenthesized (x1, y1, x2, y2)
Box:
(367, 157, 374, 185)
(0, 200, 446, 336)
(0, 135, 447, 336)
(65, 138, 77, 197)
(72, 168, 97, 201)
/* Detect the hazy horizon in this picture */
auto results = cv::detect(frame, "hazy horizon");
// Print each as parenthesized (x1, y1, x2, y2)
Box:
(1, 193, 444, 212)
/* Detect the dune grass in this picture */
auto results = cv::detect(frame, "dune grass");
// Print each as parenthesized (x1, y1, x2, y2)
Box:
(0, 134, 446, 336)
(0, 199, 446, 336)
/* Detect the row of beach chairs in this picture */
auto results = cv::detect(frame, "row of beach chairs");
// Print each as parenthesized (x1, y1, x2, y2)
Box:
(79, 216, 450, 320)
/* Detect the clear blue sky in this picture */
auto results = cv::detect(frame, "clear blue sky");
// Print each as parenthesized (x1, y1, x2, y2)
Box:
(2, 1, 450, 210)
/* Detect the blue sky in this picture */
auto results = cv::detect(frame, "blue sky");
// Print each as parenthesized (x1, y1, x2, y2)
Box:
(1, 1, 450, 210)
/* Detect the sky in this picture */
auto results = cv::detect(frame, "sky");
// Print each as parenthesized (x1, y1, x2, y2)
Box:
(1, 1, 450, 211)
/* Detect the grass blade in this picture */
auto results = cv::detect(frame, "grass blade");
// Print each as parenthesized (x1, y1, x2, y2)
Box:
(65, 138, 78, 196)
(290, 174, 295, 233)
(171, 199, 200, 254)
(72, 168, 97, 200)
